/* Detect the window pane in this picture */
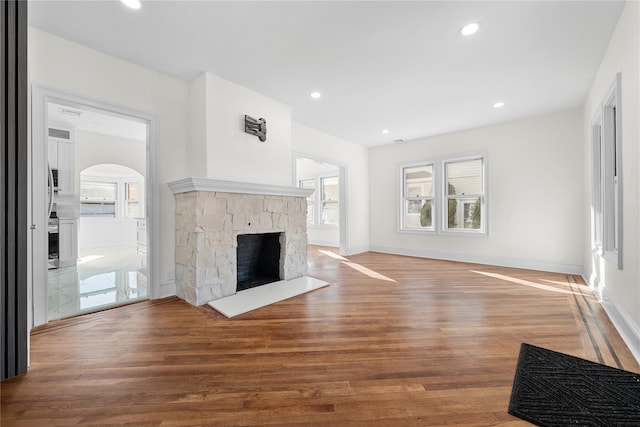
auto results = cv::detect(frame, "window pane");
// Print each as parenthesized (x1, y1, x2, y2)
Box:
(80, 181, 117, 200)
(404, 199, 432, 229)
(464, 197, 481, 229)
(404, 165, 433, 197)
(126, 201, 140, 218)
(446, 159, 482, 195)
(321, 201, 338, 225)
(126, 182, 140, 201)
(80, 201, 116, 217)
(447, 197, 481, 230)
(321, 177, 339, 201)
(299, 179, 315, 225)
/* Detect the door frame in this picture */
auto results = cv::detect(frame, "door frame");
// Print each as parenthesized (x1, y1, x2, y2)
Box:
(30, 86, 159, 327)
(292, 152, 348, 255)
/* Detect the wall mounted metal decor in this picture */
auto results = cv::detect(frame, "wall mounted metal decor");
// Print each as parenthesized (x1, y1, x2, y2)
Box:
(244, 115, 267, 142)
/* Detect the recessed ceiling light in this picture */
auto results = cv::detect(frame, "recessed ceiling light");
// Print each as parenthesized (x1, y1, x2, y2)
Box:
(121, 0, 141, 10)
(460, 22, 480, 36)
(493, 101, 505, 108)
(382, 129, 390, 134)
(310, 92, 322, 99)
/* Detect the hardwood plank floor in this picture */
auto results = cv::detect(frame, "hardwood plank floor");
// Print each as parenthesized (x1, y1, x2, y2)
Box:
(2, 246, 638, 426)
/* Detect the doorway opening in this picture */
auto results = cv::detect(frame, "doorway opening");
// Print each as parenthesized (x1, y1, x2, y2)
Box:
(294, 155, 347, 254)
(31, 87, 157, 326)
(48, 163, 147, 320)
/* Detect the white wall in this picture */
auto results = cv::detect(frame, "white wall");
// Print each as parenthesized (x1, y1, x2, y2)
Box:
(29, 27, 191, 297)
(188, 74, 208, 178)
(292, 123, 370, 255)
(79, 219, 137, 250)
(582, 1, 640, 361)
(202, 72, 292, 186)
(369, 110, 584, 273)
(75, 131, 145, 186)
(76, 138, 144, 251)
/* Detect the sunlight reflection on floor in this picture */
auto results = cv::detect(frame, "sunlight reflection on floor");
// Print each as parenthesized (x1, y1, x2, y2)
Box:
(342, 261, 397, 282)
(470, 270, 590, 296)
(318, 249, 349, 261)
(318, 248, 396, 282)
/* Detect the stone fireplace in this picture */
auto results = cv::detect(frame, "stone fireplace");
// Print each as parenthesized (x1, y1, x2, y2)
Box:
(168, 178, 313, 306)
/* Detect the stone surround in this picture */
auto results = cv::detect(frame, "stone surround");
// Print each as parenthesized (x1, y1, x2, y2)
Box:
(169, 178, 313, 306)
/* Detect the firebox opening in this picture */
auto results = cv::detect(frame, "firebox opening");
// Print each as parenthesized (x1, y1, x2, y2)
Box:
(236, 232, 282, 292)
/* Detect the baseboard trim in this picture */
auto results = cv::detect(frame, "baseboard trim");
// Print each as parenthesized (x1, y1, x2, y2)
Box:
(159, 280, 176, 299)
(369, 245, 583, 275)
(600, 288, 640, 365)
(345, 245, 370, 256)
(308, 239, 339, 248)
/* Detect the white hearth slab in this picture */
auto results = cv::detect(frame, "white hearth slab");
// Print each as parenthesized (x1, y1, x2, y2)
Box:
(207, 276, 329, 318)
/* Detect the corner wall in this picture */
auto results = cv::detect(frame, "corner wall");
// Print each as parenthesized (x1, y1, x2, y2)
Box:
(369, 110, 584, 273)
(582, 1, 640, 361)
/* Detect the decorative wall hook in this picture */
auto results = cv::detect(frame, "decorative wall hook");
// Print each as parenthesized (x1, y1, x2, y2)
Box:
(244, 115, 267, 142)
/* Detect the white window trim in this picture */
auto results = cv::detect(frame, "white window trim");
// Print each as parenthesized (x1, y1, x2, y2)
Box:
(591, 111, 603, 255)
(442, 154, 487, 235)
(399, 160, 438, 233)
(601, 73, 623, 269)
(398, 154, 488, 236)
(320, 175, 339, 227)
(299, 175, 339, 229)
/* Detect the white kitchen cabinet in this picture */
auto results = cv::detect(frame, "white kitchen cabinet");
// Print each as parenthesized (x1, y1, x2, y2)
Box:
(136, 218, 147, 270)
(56, 140, 74, 195)
(47, 139, 58, 169)
(58, 218, 78, 268)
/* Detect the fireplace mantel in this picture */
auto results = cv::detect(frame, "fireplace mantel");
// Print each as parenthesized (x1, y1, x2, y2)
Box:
(168, 177, 314, 198)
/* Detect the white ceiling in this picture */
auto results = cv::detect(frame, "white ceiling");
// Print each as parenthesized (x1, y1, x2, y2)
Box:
(48, 102, 147, 142)
(29, 1, 625, 147)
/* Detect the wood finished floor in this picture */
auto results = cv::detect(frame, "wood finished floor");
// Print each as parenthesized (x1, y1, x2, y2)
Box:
(2, 246, 638, 426)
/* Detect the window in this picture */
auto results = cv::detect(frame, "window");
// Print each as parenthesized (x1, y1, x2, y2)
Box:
(321, 176, 339, 225)
(298, 175, 339, 227)
(444, 157, 485, 233)
(299, 178, 315, 225)
(591, 114, 603, 252)
(80, 176, 144, 219)
(401, 164, 434, 230)
(80, 181, 117, 217)
(125, 181, 142, 218)
(595, 73, 622, 269)
(400, 155, 486, 235)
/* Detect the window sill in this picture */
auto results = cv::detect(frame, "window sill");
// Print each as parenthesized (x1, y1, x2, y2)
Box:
(441, 229, 488, 237)
(399, 227, 436, 234)
(398, 227, 488, 237)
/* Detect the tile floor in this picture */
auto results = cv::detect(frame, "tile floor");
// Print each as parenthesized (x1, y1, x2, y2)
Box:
(47, 246, 148, 321)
